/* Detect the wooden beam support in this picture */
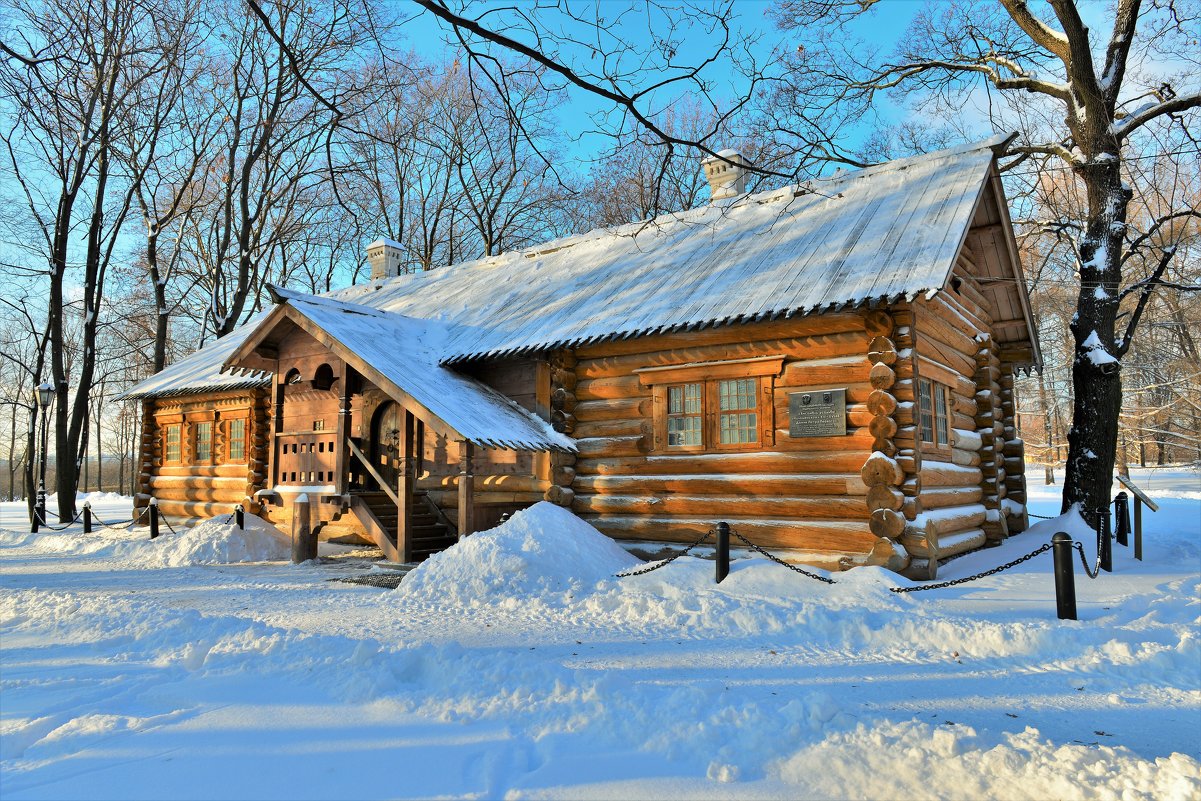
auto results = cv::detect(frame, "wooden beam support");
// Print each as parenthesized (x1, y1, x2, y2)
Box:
(334, 367, 352, 495)
(397, 410, 415, 563)
(458, 440, 475, 538)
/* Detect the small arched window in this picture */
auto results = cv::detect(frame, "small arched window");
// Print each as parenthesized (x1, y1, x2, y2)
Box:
(312, 363, 335, 391)
(283, 368, 302, 385)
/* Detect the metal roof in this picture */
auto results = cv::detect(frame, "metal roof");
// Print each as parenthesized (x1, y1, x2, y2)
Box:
(124, 136, 1017, 402)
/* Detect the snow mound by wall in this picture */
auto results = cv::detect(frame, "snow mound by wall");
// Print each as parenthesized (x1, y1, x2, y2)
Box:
(132, 515, 291, 567)
(2, 514, 290, 567)
(395, 502, 639, 606)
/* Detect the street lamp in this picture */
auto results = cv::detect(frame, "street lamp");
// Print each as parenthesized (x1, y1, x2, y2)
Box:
(33, 382, 52, 531)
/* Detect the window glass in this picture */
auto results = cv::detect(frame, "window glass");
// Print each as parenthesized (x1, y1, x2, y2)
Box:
(667, 383, 703, 446)
(195, 422, 212, 462)
(165, 425, 181, 463)
(228, 418, 246, 462)
(718, 378, 757, 444)
(934, 386, 949, 446)
(918, 379, 935, 444)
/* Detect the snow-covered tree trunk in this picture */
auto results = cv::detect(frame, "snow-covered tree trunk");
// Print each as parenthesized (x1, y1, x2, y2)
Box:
(1063, 162, 1129, 524)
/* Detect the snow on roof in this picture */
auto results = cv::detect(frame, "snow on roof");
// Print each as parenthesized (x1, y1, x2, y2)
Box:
(262, 289, 575, 453)
(125, 136, 1009, 401)
(119, 320, 269, 401)
(331, 135, 1006, 363)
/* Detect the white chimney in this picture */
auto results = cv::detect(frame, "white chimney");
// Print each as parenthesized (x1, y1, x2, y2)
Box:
(701, 149, 749, 201)
(367, 238, 404, 281)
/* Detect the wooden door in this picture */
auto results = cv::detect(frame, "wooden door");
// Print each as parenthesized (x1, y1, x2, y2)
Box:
(370, 401, 403, 490)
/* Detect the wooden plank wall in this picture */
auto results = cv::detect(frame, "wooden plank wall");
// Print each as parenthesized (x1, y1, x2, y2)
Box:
(563, 313, 908, 571)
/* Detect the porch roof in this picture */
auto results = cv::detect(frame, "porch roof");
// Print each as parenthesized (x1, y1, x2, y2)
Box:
(225, 287, 576, 453)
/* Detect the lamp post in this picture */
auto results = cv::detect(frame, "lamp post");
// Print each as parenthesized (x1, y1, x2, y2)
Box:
(33, 382, 53, 531)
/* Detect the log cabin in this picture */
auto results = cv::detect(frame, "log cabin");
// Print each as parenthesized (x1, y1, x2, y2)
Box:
(121, 134, 1040, 579)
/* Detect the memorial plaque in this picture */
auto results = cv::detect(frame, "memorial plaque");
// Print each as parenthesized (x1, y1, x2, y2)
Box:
(788, 389, 847, 438)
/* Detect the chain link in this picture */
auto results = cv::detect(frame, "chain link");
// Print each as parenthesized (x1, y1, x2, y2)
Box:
(890, 543, 1053, 593)
(728, 528, 837, 584)
(36, 509, 85, 531)
(615, 528, 713, 578)
(90, 504, 150, 531)
(159, 513, 180, 537)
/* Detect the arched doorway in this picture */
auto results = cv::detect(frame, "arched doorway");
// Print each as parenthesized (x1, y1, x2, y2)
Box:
(370, 401, 403, 490)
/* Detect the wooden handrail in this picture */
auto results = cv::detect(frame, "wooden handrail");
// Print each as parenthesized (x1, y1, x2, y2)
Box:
(346, 439, 401, 507)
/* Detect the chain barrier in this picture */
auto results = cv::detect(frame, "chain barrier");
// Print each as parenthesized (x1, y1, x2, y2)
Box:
(90, 504, 150, 531)
(159, 513, 180, 537)
(890, 544, 1053, 593)
(614, 528, 714, 578)
(728, 527, 837, 584)
(36, 509, 85, 531)
(1028, 512, 1059, 520)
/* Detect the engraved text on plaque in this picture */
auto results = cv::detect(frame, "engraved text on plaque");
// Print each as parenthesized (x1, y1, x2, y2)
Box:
(788, 389, 847, 438)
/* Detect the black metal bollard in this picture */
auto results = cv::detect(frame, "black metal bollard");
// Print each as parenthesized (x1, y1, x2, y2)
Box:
(1051, 532, 1077, 620)
(715, 521, 730, 584)
(83, 502, 92, 534)
(1114, 492, 1130, 547)
(235, 504, 245, 531)
(149, 501, 160, 540)
(1099, 507, 1112, 573)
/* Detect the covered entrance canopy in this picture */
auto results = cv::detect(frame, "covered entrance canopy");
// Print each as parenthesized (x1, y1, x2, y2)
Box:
(222, 286, 574, 561)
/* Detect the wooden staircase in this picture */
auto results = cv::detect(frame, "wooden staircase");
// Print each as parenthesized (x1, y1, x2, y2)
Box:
(352, 490, 457, 563)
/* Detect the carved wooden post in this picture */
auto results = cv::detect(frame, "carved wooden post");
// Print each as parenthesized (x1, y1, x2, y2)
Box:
(458, 440, 475, 538)
(334, 368, 352, 495)
(397, 410, 415, 563)
(268, 374, 285, 488)
(291, 493, 317, 563)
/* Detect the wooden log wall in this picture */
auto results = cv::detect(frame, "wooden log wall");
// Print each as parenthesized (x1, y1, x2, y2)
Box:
(568, 313, 898, 571)
(899, 259, 1009, 577)
(998, 363, 1029, 533)
(139, 388, 270, 520)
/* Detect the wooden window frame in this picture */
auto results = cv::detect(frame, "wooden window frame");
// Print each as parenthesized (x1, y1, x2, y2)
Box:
(193, 420, 214, 465)
(163, 424, 182, 464)
(918, 377, 952, 456)
(225, 416, 248, 464)
(637, 356, 783, 454)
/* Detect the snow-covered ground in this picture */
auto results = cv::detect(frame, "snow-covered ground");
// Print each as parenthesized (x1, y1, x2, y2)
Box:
(2, 469, 1199, 800)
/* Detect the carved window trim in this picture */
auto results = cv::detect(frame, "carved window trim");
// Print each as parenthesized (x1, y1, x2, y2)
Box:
(637, 356, 783, 453)
(918, 377, 952, 456)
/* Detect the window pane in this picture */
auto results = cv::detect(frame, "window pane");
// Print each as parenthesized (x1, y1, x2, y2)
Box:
(228, 419, 246, 462)
(195, 422, 212, 461)
(165, 425, 180, 462)
(919, 379, 934, 443)
(935, 386, 949, 446)
(719, 378, 756, 411)
(667, 415, 702, 446)
(719, 411, 757, 444)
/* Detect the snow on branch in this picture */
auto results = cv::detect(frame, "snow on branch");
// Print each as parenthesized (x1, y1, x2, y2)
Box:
(1110, 92, 1201, 138)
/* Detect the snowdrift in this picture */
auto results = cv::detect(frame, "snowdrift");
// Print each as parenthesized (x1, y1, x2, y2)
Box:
(396, 502, 639, 606)
(6, 513, 290, 567)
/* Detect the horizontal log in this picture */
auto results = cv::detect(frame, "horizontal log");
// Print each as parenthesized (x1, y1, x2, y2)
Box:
(573, 417, 646, 439)
(919, 331, 977, 379)
(867, 390, 898, 417)
(920, 486, 984, 510)
(577, 450, 871, 476)
(574, 493, 872, 520)
(921, 463, 984, 487)
(574, 397, 653, 422)
(544, 485, 574, 507)
(951, 448, 982, 467)
(771, 427, 877, 451)
(866, 484, 904, 511)
(146, 499, 241, 519)
(869, 416, 898, 439)
(903, 528, 984, 562)
(778, 356, 873, 387)
(583, 514, 878, 553)
(574, 314, 868, 359)
(149, 475, 248, 491)
(147, 487, 247, 504)
(870, 508, 905, 539)
(155, 465, 252, 478)
(922, 504, 988, 536)
(869, 362, 896, 389)
(576, 375, 646, 401)
(576, 435, 650, 458)
(918, 296, 985, 358)
(862, 310, 895, 337)
(427, 490, 545, 507)
(576, 332, 869, 380)
(861, 451, 903, 487)
(575, 472, 869, 497)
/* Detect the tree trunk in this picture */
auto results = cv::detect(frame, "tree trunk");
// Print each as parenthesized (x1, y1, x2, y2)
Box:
(1061, 165, 1128, 527)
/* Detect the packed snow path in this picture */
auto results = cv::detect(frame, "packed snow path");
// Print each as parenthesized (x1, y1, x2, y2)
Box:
(2, 472, 1199, 800)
